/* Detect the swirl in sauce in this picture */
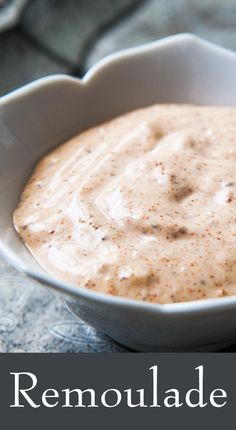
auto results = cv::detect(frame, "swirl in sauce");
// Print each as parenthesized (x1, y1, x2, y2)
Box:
(14, 104, 236, 304)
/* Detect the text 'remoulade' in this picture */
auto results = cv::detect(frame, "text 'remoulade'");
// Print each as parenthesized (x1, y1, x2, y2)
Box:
(14, 104, 236, 304)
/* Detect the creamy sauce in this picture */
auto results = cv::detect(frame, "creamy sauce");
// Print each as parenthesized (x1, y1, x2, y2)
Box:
(14, 104, 236, 304)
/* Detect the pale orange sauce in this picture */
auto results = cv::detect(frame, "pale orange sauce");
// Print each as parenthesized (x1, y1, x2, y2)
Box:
(14, 105, 236, 303)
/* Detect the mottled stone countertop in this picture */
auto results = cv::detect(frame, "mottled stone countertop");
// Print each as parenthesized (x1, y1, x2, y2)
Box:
(0, 0, 236, 352)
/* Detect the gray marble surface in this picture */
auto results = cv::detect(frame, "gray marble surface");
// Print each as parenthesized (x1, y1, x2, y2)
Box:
(0, 0, 236, 352)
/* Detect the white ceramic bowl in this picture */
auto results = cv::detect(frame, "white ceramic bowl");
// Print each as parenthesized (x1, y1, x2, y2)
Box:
(1, 34, 236, 352)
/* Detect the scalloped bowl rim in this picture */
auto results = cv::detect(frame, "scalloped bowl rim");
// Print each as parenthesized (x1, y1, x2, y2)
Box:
(0, 33, 236, 315)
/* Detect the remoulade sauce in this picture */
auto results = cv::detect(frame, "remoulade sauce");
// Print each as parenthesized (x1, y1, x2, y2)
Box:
(14, 104, 236, 304)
